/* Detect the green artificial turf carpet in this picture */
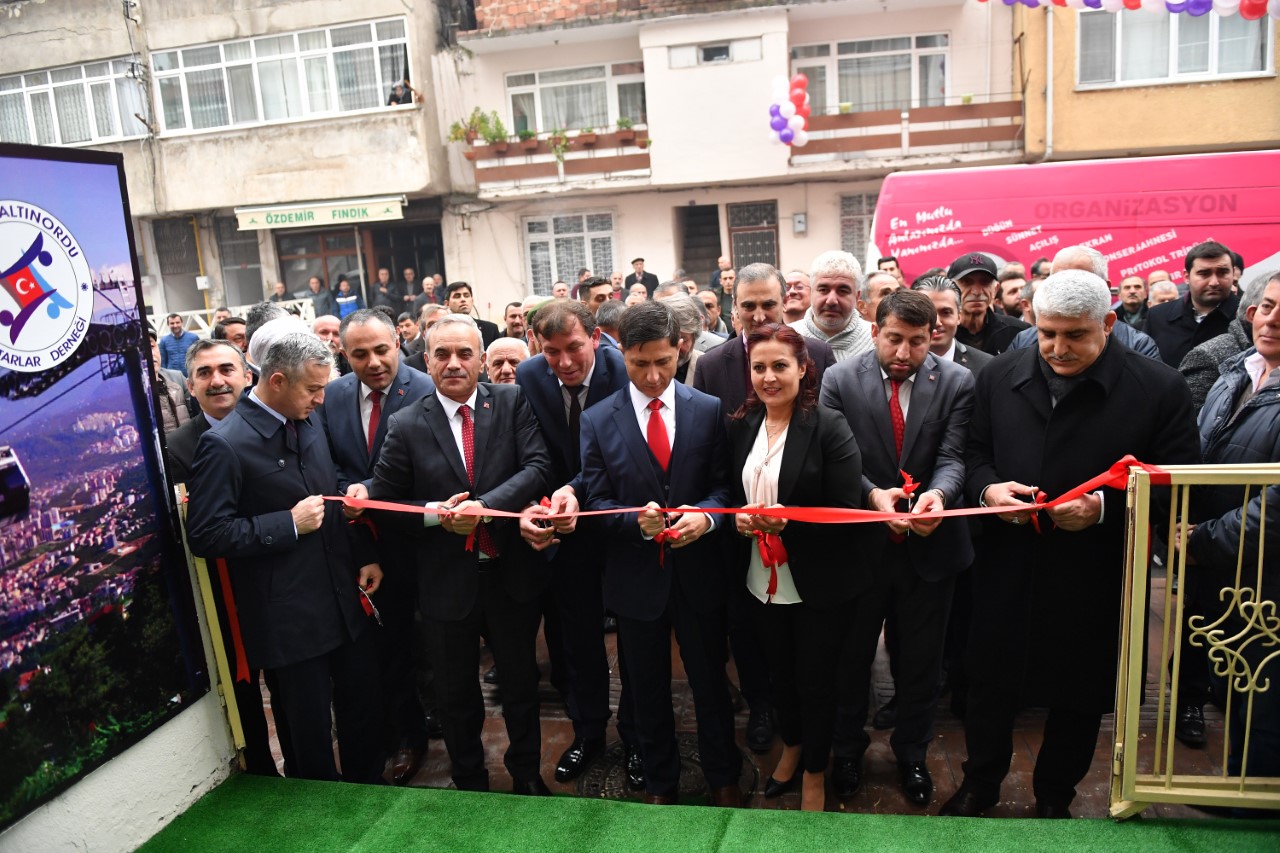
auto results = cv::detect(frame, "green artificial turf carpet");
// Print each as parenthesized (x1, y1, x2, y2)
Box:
(138, 774, 1280, 853)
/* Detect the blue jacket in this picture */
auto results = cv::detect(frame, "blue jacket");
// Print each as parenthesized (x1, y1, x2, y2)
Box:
(158, 329, 199, 375)
(1008, 320, 1161, 361)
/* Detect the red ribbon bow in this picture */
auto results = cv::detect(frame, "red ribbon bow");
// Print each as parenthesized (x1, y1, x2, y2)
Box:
(753, 530, 789, 596)
(653, 524, 679, 567)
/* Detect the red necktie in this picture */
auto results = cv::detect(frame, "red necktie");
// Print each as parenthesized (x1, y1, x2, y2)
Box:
(367, 389, 381, 455)
(888, 381, 907, 544)
(459, 404, 497, 558)
(889, 379, 905, 459)
(646, 398, 670, 471)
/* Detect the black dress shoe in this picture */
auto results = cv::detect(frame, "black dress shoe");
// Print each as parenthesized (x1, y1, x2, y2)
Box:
(833, 757, 862, 798)
(900, 762, 933, 806)
(746, 706, 776, 753)
(625, 744, 645, 791)
(424, 707, 444, 739)
(484, 665, 499, 685)
(1035, 801, 1072, 819)
(1175, 703, 1206, 747)
(873, 696, 899, 730)
(389, 745, 423, 785)
(763, 773, 800, 798)
(554, 736, 604, 783)
(511, 776, 551, 796)
(938, 784, 998, 817)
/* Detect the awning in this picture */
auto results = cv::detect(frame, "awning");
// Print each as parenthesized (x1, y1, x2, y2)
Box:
(234, 195, 407, 231)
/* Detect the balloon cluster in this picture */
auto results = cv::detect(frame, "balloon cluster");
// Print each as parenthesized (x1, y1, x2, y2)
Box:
(977, 0, 1277, 14)
(768, 74, 811, 148)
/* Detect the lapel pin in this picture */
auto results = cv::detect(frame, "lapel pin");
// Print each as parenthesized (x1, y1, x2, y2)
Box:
(398, 388, 405, 396)
(483, 401, 490, 409)
(929, 374, 936, 381)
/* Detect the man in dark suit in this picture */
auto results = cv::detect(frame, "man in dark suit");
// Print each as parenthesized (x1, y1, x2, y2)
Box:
(579, 301, 742, 807)
(513, 299, 641, 788)
(316, 309, 437, 786)
(623, 257, 661, 299)
(914, 275, 994, 377)
(940, 270, 1200, 819)
(187, 332, 385, 784)
(692, 262, 836, 753)
(1143, 240, 1240, 368)
(369, 314, 553, 795)
(166, 339, 286, 776)
(821, 290, 976, 807)
(445, 281, 501, 348)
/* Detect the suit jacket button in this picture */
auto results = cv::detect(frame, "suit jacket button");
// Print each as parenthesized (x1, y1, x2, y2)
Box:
(277, 459, 286, 468)
(265, 535, 274, 545)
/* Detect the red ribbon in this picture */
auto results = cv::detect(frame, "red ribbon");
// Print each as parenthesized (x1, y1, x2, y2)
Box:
(753, 530, 789, 596)
(214, 557, 250, 684)
(653, 524, 679, 567)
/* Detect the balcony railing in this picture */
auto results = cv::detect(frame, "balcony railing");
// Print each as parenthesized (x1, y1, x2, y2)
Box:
(462, 128, 651, 189)
(790, 98, 1023, 162)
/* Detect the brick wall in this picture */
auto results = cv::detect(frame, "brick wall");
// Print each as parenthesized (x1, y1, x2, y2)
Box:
(469, 0, 789, 35)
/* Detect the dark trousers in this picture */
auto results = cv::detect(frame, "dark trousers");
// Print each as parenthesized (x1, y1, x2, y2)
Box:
(265, 627, 384, 784)
(618, 583, 741, 795)
(834, 555, 954, 764)
(751, 597, 850, 774)
(727, 581, 774, 711)
(425, 565, 542, 790)
(1172, 565, 1211, 704)
(549, 548, 635, 744)
(373, 560, 428, 752)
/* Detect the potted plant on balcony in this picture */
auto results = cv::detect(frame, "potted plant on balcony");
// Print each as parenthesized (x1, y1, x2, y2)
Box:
(637, 137, 653, 151)
(518, 129, 539, 151)
(615, 116, 635, 143)
(448, 107, 490, 145)
(577, 127, 597, 148)
(483, 115, 509, 154)
(548, 129, 570, 164)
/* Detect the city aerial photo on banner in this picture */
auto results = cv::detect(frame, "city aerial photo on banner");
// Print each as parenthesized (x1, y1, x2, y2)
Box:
(0, 145, 207, 829)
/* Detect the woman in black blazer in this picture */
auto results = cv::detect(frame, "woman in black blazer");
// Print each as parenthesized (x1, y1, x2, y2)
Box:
(727, 323, 865, 811)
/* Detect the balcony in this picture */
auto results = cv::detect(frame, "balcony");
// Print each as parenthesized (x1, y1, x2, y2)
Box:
(788, 98, 1024, 168)
(460, 128, 652, 197)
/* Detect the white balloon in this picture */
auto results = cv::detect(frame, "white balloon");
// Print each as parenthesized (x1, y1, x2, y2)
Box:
(804, 92, 811, 106)
(1213, 0, 1241, 13)
(1268, 0, 1280, 17)
(791, 129, 809, 148)
(1064, 0, 1087, 8)
(1100, 0, 1124, 10)
(770, 131, 784, 145)
(787, 114, 806, 131)
(779, 101, 796, 118)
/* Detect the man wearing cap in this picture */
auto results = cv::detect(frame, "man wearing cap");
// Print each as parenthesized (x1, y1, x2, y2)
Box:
(948, 253, 1030, 356)
(624, 257, 660, 300)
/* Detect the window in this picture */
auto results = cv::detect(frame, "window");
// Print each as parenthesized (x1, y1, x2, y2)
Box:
(840, 194, 879, 262)
(215, 217, 263, 306)
(506, 64, 644, 134)
(791, 35, 948, 115)
(1078, 10, 1270, 85)
(727, 202, 779, 269)
(524, 212, 614, 296)
(669, 38, 763, 69)
(151, 18, 409, 134)
(275, 230, 363, 297)
(0, 59, 148, 146)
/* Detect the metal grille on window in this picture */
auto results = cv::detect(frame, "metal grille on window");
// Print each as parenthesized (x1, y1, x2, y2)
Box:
(840, 193, 878, 261)
(529, 241, 553, 295)
(727, 201, 779, 268)
(728, 202, 777, 230)
(554, 237, 588, 284)
(153, 218, 200, 275)
(216, 216, 263, 306)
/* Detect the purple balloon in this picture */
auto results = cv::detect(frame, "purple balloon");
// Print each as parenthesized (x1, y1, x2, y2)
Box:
(779, 128, 795, 144)
(770, 115, 788, 132)
(769, 103, 782, 117)
(1082, 0, 1102, 7)
(1002, 0, 1016, 5)
(1165, 0, 1189, 10)
(1187, 0, 1211, 13)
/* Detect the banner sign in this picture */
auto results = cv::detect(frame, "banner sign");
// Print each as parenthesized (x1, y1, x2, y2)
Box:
(872, 150, 1280, 286)
(234, 196, 406, 231)
(0, 144, 207, 829)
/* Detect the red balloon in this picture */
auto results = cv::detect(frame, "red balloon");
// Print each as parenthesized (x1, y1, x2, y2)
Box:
(1240, 0, 1266, 18)
(1121, 0, 1140, 7)
(790, 73, 809, 90)
(797, 103, 811, 119)
(789, 88, 806, 106)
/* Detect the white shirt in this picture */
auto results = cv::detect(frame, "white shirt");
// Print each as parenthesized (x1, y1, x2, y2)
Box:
(247, 388, 287, 424)
(359, 382, 385, 446)
(937, 340, 957, 363)
(559, 373, 592, 424)
(423, 388, 480, 530)
(879, 368, 918, 421)
(629, 381, 676, 452)
(1244, 351, 1280, 392)
(743, 422, 800, 605)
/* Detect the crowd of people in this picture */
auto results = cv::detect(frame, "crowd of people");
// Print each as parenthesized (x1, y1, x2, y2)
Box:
(152, 238, 1277, 817)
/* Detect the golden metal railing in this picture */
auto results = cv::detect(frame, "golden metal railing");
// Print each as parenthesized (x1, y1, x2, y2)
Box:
(1112, 463, 1280, 818)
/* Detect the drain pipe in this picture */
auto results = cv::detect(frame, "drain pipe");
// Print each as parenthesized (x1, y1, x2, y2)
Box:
(1037, 7, 1054, 163)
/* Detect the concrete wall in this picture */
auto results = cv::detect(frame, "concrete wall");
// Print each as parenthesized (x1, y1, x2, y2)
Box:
(0, 692, 234, 853)
(1019, 7, 1280, 160)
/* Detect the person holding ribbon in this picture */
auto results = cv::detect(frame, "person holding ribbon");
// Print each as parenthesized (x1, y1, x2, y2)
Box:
(726, 323, 863, 812)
